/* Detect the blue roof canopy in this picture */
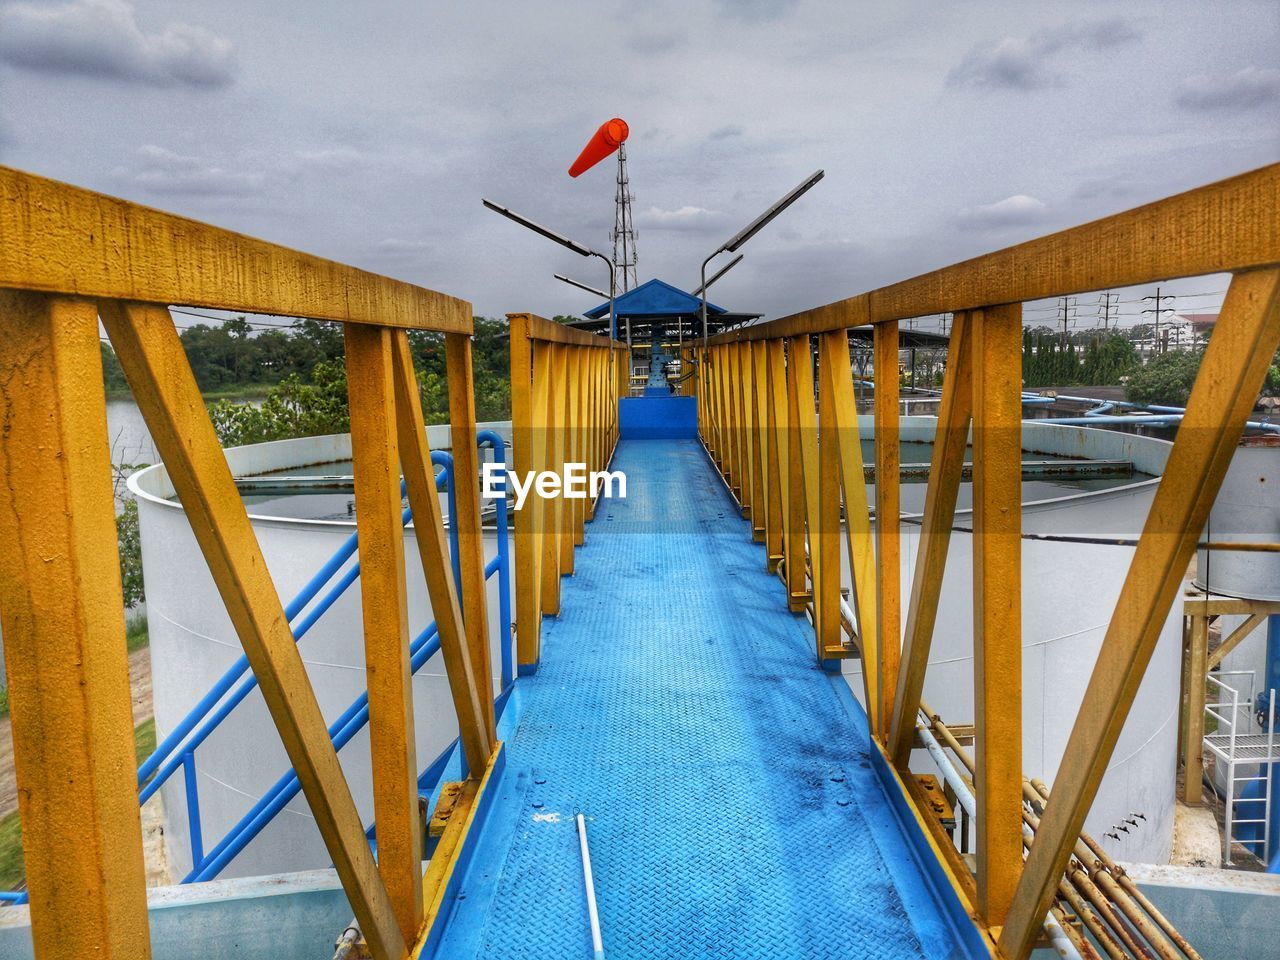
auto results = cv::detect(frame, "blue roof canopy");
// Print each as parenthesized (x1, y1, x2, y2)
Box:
(584, 278, 727, 319)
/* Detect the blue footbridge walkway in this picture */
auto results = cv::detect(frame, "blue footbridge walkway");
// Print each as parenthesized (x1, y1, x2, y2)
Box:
(433, 438, 983, 959)
(0, 164, 1269, 960)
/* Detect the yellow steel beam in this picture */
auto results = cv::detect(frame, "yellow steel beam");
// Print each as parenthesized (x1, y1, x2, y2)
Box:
(820, 330, 877, 666)
(874, 322, 902, 736)
(709, 163, 1280, 343)
(970, 304, 1024, 927)
(790, 336, 824, 658)
(1207, 612, 1267, 670)
(1, 167, 470, 334)
(390, 332, 492, 778)
(1182, 613, 1209, 805)
(540, 343, 565, 614)
(445, 332, 497, 745)
(888, 311, 974, 766)
(100, 301, 405, 960)
(814, 335, 846, 658)
(510, 314, 543, 668)
(345, 324, 423, 942)
(784, 339, 811, 612)
(1000, 266, 1280, 959)
(0, 292, 151, 960)
(746, 342, 766, 539)
(759, 341, 784, 570)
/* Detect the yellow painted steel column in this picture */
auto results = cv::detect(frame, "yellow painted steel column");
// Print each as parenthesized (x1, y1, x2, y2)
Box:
(0, 292, 151, 960)
(345, 324, 423, 942)
(447, 332, 497, 745)
(970, 304, 1023, 928)
(510, 316, 543, 669)
(820, 330, 877, 668)
(1002, 269, 1280, 960)
(790, 336, 823, 657)
(1183, 614, 1208, 804)
(888, 311, 974, 766)
(391, 334, 491, 778)
(814, 335, 845, 658)
(747, 342, 767, 541)
(101, 301, 405, 960)
(541, 343, 565, 614)
(569, 348, 586, 548)
(761, 340, 785, 571)
(874, 321, 902, 736)
(784, 339, 811, 612)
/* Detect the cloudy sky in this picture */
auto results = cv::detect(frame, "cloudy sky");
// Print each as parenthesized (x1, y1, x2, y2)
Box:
(0, 0, 1276, 326)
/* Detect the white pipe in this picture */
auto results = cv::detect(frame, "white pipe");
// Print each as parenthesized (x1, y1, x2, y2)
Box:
(915, 718, 1082, 960)
(576, 813, 605, 960)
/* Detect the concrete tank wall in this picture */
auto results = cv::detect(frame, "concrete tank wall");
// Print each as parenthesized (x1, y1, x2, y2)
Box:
(130, 425, 513, 880)
(840, 418, 1180, 864)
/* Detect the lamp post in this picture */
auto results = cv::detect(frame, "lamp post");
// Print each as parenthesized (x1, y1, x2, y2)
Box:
(699, 169, 825, 357)
(553, 274, 609, 299)
(482, 199, 617, 343)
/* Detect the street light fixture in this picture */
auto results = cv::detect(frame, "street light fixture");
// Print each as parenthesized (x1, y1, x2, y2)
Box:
(699, 169, 824, 355)
(554, 273, 609, 299)
(692, 253, 743, 297)
(482, 198, 619, 344)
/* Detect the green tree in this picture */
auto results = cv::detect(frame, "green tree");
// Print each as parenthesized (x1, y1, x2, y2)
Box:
(1125, 350, 1203, 407)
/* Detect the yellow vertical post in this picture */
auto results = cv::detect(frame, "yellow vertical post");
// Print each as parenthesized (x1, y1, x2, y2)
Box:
(100, 301, 405, 960)
(344, 324, 423, 942)
(791, 336, 823, 657)
(761, 340, 785, 571)
(821, 330, 877, 670)
(1183, 613, 1208, 803)
(391, 333, 491, 776)
(747, 342, 767, 541)
(874, 321, 902, 736)
(510, 316, 543, 670)
(1002, 269, 1280, 960)
(784, 338, 811, 612)
(726, 342, 743, 500)
(970, 303, 1023, 928)
(0, 292, 151, 960)
(569, 347, 586, 547)
(446, 332, 497, 744)
(888, 311, 974, 765)
(541, 343, 565, 614)
(555, 346, 575, 576)
(814, 335, 844, 658)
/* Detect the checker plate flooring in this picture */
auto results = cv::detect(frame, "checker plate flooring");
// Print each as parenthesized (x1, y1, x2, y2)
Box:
(432, 439, 980, 960)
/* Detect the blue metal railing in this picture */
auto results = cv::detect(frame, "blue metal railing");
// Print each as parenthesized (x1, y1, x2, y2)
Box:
(4, 435, 511, 903)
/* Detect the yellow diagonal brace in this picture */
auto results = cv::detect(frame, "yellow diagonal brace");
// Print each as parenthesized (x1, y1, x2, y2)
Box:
(100, 301, 406, 960)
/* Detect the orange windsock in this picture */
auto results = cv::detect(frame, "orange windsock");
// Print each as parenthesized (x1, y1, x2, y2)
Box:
(568, 118, 629, 177)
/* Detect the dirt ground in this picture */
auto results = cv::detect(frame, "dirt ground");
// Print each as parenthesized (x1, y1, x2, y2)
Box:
(0, 647, 171, 885)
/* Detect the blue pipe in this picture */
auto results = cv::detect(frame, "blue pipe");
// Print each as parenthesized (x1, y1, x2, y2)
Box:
(477, 430, 513, 689)
(188, 550, 503, 882)
(138, 464, 450, 803)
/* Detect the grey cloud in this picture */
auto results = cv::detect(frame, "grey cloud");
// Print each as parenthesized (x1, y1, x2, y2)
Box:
(0, 0, 235, 88)
(1176, 66, 1280, 112)
(949, 17, 1141, 90)
(714, 0, 799, 21)
(635, 204, 727, 232)
(956, 194, 1048, 229)
(120, 145, 265, 197)
(709, 124, 744, 140)
(627, 31, 682, 54)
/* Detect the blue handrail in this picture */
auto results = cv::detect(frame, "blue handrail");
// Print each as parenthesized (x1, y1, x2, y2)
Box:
(4, 434, 512, 903)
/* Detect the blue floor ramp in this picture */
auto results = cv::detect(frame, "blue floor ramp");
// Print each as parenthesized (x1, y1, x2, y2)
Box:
(431, 439, 985, 960)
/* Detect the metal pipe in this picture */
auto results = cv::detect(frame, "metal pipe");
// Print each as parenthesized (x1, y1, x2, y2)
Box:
(576, 814, 605, 960)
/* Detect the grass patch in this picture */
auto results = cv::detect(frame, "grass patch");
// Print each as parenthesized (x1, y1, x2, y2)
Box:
(125, 614, 149, 655)
(134, 717, 156, 767)
(0, 688, 7, 722)
(0, 810, 23, 890)
(0, 716, 155, 894)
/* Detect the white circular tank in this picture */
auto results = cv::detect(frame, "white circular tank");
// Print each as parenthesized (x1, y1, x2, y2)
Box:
(841, 417, 1180, 864)
(130, 425, 513, 881)
(1194, 438, 1280, 601)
